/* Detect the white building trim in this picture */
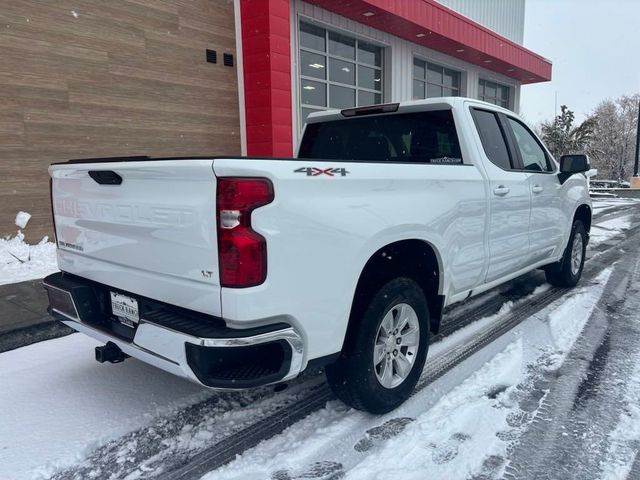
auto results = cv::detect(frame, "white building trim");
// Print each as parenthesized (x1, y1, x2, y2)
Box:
(233, 0, 247, 155)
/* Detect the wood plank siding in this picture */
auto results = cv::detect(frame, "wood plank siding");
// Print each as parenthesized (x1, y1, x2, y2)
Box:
(0, 0, 240, 241)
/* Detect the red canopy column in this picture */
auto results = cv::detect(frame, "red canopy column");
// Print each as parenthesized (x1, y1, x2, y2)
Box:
(239, 0, 293, 157)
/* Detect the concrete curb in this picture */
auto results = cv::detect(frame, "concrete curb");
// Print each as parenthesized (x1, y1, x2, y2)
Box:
(0, 318, 74, 353)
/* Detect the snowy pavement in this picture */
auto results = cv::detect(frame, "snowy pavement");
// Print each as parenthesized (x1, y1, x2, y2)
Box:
(206, 269, 613, 480)
(505, 239, 640, 480)
(591, 197, 640, 217)
(0, 335, 209, 479)
(590, 215, 633, 244)
(1, 201, 640, 480)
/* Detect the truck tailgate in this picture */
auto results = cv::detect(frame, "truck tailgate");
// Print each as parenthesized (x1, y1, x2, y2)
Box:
(49, 159, 221, 316)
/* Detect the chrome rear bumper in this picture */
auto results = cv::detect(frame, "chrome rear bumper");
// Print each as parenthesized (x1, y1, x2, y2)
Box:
(43, 272, 304, 389)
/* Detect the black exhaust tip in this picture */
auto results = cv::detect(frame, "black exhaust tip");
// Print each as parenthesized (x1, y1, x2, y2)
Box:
(95, 342, 129, 363)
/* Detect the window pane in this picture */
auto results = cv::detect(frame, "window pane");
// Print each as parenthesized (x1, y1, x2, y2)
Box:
(301, 79, 326, 107)
(485, 82, 497, 99)
(427, 63, 443, 84)
(298, 110, 463, 164)
(358, 41, 382, 66)
(358, 90, 381, 106)
(478, 80, 510, 108)
(508, 118, 550, 172)
(427, 83, 442, 98)
(358, 65, 382, 91)
(413, 58, 426, 79)
(328, 31, 355, 59)
(300, 51, 326, 79)
(329, 58, 355, 85)
(298, 25, 385, 131)
(478, 80, 485, 99)
(471, 109, 512, 170)
(443, 68, 459, 88)
(413, 80, 425, 100)
(329, 84, 355, 108)
(443, 87, 458, 97)
(300, 22, 325, 52)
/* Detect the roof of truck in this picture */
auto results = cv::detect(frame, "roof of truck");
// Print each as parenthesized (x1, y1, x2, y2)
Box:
(305, 96, 513, 124)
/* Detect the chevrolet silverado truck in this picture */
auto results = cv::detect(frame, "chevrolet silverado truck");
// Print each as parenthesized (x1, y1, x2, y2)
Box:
(44, 97, 591, 414)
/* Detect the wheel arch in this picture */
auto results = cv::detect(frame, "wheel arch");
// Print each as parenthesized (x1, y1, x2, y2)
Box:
(573, 203, 592, 234)
(341, 239, 445, 353)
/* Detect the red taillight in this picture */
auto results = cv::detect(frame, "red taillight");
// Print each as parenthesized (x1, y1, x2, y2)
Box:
(217, 178, 274, 288)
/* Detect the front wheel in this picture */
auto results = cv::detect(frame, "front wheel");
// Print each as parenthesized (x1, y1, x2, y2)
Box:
(325, 278, 430, 414)
(545, 220, 587, 287)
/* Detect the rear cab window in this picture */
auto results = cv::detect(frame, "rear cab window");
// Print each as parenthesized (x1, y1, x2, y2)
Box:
(470, 108, 513, 170)
(298, 110, 463, 164)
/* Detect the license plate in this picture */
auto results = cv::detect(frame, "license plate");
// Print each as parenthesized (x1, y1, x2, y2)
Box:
(110, 292, 139, 328)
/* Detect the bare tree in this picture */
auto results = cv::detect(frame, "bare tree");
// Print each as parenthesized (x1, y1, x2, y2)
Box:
(587, 94, 640, 181)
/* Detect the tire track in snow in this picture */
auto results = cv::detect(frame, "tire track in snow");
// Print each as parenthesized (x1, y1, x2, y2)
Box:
(504, 233, 640, 480)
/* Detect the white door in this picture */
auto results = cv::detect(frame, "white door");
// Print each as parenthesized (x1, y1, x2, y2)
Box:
(505, 117, 566, 263)
(471, 108, 531, 283)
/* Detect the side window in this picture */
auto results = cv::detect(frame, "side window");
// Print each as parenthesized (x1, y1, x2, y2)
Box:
(507, 118, 551, 172)
(471, 109, 512, 170)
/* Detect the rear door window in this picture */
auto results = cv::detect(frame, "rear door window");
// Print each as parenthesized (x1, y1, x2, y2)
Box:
(471, 109, 513, 170)
(298, 110, 463, 164)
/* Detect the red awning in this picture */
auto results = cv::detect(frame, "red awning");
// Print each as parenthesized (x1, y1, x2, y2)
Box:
(305, 0, 552, 84)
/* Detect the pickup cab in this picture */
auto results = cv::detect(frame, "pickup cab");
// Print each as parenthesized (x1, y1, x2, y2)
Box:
(44, 97, 591, 413)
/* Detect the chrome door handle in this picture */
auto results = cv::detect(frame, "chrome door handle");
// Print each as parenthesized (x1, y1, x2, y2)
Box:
(532, 184, 543, 193)
(493, 185, 510, 196)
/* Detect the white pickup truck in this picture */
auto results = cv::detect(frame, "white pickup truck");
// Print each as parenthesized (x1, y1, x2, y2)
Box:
(44, 97, 591, 413)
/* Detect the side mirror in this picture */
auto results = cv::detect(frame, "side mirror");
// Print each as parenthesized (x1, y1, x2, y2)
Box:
(559, 154, 590, 184)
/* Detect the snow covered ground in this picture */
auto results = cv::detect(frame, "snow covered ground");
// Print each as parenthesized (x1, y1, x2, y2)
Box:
(0, 232, 57, 285)
(207, 269, 612, 480)
(591, 197, 640, 216)
(0, 335, 210, 478)
(590, 215, 633, 244)
(0, 212, 57, 285)
(600, 350, 640, 480)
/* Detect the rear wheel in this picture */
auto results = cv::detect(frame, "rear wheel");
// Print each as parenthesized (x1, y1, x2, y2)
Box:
(545, 220, 587, 287)
(325, 278, 430, 414)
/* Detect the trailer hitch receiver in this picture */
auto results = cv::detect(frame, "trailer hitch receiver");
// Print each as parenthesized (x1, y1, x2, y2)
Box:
(95, 342, 129, 363)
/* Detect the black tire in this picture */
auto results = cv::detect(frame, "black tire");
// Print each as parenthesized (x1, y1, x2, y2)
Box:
(545, 220, 587, 287)
(325, 277, 430, 414)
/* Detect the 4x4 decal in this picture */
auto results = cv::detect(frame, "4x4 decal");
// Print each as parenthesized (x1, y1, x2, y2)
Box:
(294, 167, 349, 177)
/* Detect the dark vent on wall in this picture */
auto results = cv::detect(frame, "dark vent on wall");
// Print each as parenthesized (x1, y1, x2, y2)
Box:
(223, 53, 234, 67)
(206, 49, 217, 64)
